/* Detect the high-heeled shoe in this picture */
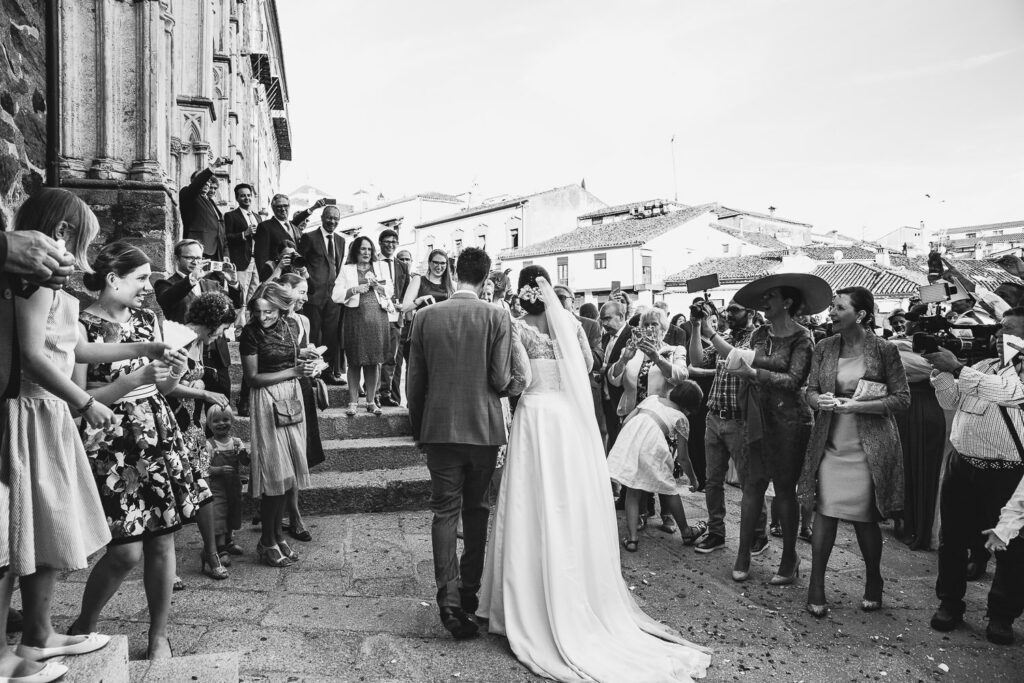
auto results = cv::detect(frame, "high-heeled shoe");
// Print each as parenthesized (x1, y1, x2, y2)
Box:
(258, 542, 293, 567)
(806, 603, 829, 618)
(200, 551, 228, 580)
(731, 569, 750, 582)
(862, 578, 884, 611)
(278, 539, 299, 561)
(216, 551, 231, 568)
(769, 558, 801, 586)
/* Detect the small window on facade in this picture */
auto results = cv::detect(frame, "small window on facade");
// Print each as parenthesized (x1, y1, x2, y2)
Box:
(557, 256, 569, 286)
(454, 239, 463, 252)
(592, 217, 603, 225)
(642, 255, 652, 284)
(722, 243, 730, 253)
(523, 260, 533, 268)
(510, 228, 520, 249)
(966, 233, 976, 239)
(594, 253, 607, 269)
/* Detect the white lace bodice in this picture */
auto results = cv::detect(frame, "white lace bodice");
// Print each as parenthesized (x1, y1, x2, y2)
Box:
(513, 317, 591, 394)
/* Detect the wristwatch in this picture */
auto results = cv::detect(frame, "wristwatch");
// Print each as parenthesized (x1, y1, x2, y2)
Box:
(951, 364, 964, 379)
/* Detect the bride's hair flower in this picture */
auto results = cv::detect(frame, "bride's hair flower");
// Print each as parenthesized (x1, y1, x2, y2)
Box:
(518, 284, 542, 303)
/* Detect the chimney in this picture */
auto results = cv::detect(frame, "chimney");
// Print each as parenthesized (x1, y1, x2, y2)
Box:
(874, 247, 891, 268)
(768, 206, 776, 217)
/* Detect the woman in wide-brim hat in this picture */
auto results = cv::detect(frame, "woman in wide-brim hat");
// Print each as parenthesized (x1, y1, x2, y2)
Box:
(695, 272, 830, 586)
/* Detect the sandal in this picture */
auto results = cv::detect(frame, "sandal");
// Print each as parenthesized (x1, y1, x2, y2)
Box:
(622, 539, 639, 553)
(172, 576, 186, 591)
(219, 542, 244, 556)
(637, 514, 648, 531)
(658, 517, 678, 534)
(680, 521, 709, 546)
(289, 526, 313, 542)
(278, 540, 299, 561)
(258, 542, 293, 568)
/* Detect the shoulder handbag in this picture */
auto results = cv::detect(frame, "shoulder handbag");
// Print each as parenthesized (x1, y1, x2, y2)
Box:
(273, 319, 305, 428)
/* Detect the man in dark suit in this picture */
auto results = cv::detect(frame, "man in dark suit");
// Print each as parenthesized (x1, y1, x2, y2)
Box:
(253, 194, 318, 275)
(180, 158, 230, 260)
(377, 229, 409, 406)
(408, 247, 512, 640)
(298, 204, 346, 383)
(155, 239, 242, 405)
(598, 300, 632, 450)
(223, 182, 258, 291)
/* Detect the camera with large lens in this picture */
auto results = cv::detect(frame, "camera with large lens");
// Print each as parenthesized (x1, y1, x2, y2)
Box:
(689, 300, 718, 321)
(290, 254, 306, 269)
(909, 313, 997, 364)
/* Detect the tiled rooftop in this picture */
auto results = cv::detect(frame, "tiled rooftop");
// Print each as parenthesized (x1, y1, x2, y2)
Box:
(500, 204, 716, 259)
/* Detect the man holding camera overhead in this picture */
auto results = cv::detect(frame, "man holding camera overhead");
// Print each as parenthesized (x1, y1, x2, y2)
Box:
(924, 307, 1024, 645)
(181, 157, 231, 260)
(299, 202, 347, 385)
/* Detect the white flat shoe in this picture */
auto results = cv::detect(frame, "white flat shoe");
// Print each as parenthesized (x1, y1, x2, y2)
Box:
(16, 632, 111, 660)
(0, 661, 70, 683)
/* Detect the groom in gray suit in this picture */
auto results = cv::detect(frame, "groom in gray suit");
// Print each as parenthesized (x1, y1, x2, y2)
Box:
(408, 247, 512, 639)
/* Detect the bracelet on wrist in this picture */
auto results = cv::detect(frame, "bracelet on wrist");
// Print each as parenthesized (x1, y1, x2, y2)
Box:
(169, 368, 184, 379)
(78, 396, 95, 413)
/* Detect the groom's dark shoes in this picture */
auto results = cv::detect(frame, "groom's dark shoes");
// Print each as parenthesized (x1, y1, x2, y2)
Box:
(439, 606, 479, 640)
(438, 588, 479, 639)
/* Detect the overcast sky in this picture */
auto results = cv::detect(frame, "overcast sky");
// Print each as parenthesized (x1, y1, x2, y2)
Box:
(277, 0, 1023, 239)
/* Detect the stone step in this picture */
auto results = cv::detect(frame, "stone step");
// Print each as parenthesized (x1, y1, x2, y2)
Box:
(319, 436, 424, 472)
(129, 652, 239, 682)
(300, 465, 432, 514)
(65, 634, 129, 683)
(232, 405, 412, 440)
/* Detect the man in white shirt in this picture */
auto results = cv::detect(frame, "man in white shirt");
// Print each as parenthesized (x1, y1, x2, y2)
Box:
(925, 307, 1024, 645)
(376, 229, 408, 406)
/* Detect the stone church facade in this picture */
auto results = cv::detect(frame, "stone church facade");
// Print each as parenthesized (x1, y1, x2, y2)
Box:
(0, 0, 290, 268)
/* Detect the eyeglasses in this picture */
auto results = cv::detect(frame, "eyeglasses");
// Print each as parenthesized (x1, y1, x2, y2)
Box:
(430, 260, 447, 267)
(725, 306, 745, 314)
(381, 239, 398, 245)
(180, 255, 201, 262)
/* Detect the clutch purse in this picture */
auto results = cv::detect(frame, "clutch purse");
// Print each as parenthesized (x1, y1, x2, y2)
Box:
(851, 379, 887, 401)
(273, 398, 305, 427)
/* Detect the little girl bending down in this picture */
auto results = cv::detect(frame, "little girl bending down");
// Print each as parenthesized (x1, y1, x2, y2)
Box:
(607, 380, 708, 552)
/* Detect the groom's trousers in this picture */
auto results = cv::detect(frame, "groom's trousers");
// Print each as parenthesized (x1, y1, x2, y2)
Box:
(424, 444, 498, 608)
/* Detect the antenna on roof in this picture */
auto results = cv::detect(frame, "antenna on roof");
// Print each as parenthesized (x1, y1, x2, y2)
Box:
(670, 134, 678, 202)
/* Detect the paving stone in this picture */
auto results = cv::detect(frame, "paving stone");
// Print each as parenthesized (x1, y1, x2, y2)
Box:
(130, 652, 238, 682)
(64, 634, 129, 683)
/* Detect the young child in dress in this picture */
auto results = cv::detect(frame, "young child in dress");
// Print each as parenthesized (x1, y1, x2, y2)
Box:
(607, 380, 708, 552)
(205, 405, 250, 558)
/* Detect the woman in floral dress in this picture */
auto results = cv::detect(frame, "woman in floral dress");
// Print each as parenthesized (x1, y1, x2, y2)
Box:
(68, 242, 211, 660)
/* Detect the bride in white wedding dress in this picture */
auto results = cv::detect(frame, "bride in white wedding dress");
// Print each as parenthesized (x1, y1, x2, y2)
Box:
(478, 268, 711, 682)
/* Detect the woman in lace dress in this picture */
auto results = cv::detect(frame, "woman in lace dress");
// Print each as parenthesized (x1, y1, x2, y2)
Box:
(479, 266, 711, 682)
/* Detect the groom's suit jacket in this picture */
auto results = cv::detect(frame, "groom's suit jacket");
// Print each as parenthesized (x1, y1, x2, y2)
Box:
(407, 291, 512, 446)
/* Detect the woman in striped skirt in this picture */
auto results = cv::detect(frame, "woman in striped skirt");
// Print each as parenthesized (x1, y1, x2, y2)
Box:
(239, 282, 315, 567)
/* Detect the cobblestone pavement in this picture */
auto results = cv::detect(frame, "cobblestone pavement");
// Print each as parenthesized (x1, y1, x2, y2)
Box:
(30, 486, 1024, 682)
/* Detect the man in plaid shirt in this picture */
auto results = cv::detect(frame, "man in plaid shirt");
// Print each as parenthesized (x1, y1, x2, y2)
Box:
(688, 301, 769, 554)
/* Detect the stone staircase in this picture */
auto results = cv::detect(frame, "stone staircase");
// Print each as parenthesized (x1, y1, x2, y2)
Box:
(57, 635, 239, 682)
(227, 341, 432, 513)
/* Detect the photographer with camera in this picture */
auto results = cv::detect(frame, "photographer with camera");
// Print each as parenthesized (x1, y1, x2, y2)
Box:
(258, 240, 307, 284)
(924, 307, 1024, 645)
(688, 299, 769, 556)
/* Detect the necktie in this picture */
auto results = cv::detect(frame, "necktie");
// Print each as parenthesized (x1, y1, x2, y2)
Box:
(384, 258, 393, 280)
(326, 233, 334, 263)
